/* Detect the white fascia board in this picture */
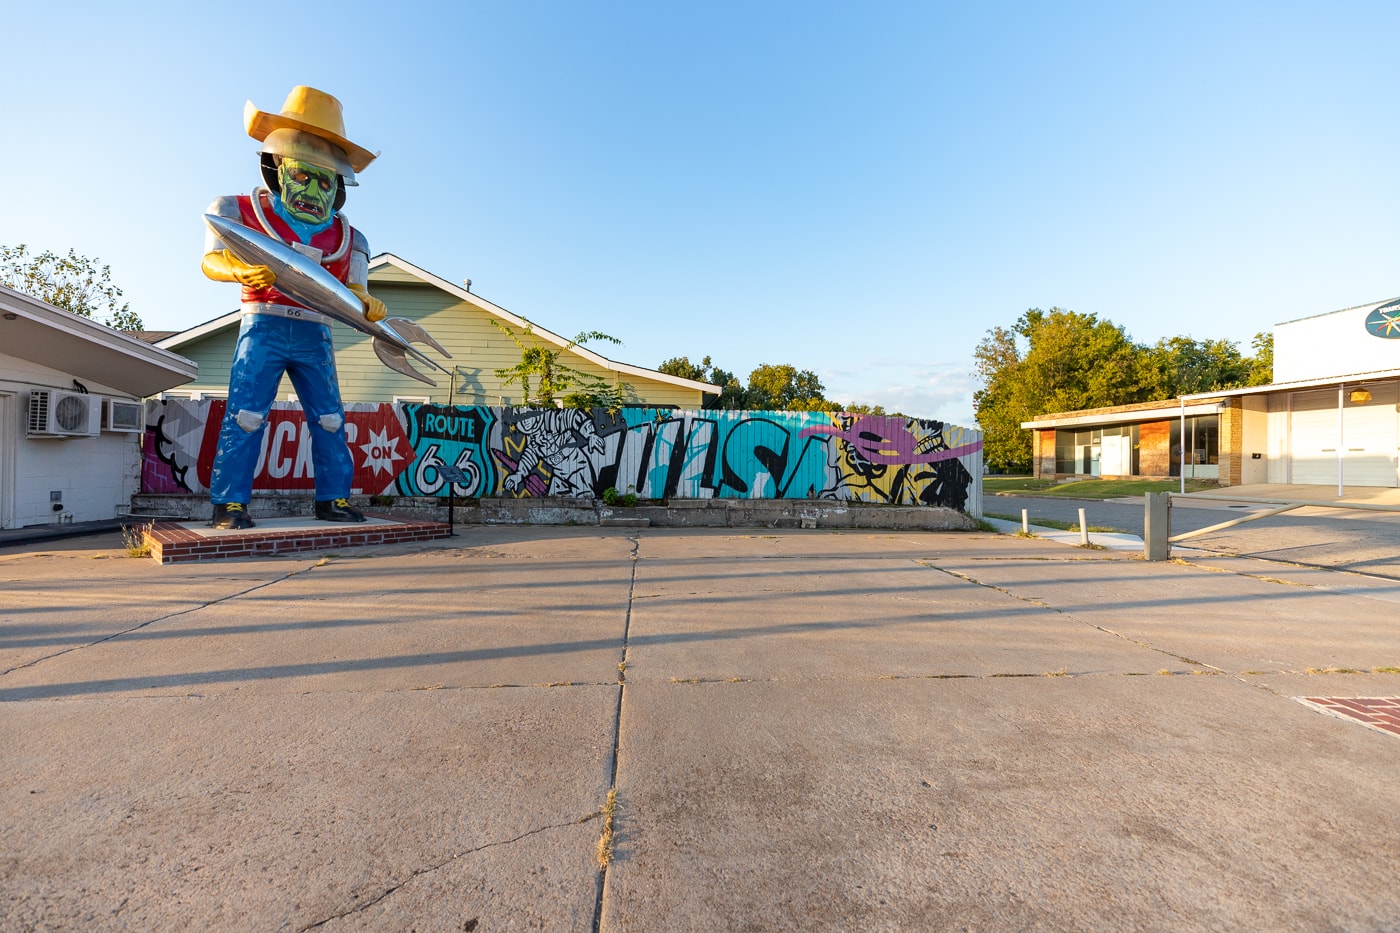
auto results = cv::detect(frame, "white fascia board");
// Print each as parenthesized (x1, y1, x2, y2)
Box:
(1180, 367, 1400, 401)
(368, 253, 720, 395)
(1022, 403, 1225, 430)
(0, 284, 198, 382)
(1275, 296, 1397, 327)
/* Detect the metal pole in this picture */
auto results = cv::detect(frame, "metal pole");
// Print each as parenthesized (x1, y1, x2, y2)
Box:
(1078, 507, 1088, 546)
(1168, 502, 1304, 543)
(1179, 397, 1186, 494)
(448, 367, 457, 536)
(1021, 509, 1029, 534)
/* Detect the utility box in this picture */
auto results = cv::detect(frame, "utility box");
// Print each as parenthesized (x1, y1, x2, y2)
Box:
(1144, 492, 1171, 561)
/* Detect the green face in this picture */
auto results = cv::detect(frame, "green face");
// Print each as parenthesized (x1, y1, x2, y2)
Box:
(277, 158, 338, 224)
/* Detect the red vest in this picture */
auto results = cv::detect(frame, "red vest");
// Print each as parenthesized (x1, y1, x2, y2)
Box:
(234, 192, 355, 308)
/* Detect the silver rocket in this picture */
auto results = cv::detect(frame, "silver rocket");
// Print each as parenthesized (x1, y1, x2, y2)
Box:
(204, 213, 453, 386)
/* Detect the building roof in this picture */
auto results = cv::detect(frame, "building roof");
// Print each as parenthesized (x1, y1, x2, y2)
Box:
(0, 285, 198, 398)
(1023, 367, 1400, 430)
(1275, 295, 1397, 327)
(1023, 400, 1226, 430)
(1180, 368, 1400, 401)
(129, 330, 181, 344)
(156, 253, 719, 397)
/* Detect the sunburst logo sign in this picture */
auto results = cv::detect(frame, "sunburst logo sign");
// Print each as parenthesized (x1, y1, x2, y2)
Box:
(1365, 299, 1400, 339)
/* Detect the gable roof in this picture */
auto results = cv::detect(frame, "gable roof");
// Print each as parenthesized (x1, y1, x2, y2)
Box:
(0, 284, 198, 398)
(157, 253, 719, 397)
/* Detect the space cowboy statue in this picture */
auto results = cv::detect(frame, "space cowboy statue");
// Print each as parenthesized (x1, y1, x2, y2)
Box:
(201, 86, 387, 530)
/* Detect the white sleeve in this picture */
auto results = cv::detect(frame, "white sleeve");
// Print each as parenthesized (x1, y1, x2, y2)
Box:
(349, 228, 370, 288)
(202, 196, 242, 254)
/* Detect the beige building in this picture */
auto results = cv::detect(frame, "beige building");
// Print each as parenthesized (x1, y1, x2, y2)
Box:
(1023, 297, 1400, 489)
(157, 254, 717, 408)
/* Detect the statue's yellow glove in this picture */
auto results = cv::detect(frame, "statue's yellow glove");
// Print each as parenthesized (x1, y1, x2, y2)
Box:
(348, 283, 387, 323)
(202, 250, 276, 289)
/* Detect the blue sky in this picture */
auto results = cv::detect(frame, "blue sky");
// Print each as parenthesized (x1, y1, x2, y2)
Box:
(5, 2, 1400, 426)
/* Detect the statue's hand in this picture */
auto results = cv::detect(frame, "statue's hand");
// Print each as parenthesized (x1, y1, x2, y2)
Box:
(348, 283, 387, 323)
(202, 249, 276, 288)
(232, 261, 277, 289)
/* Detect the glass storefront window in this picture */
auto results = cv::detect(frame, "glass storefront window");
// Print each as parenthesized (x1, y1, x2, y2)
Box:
(1169, 415, 1219, 478)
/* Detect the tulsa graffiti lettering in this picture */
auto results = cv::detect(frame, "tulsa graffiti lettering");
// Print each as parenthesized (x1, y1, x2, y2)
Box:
(411, 407, 979, 507)
(142, 400, 982, 510)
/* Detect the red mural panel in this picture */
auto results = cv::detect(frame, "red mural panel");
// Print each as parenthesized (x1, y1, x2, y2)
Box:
(193, 401, 413, 494)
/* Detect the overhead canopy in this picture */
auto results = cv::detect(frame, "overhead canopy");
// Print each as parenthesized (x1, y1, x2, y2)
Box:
(0, 285, 197, 398)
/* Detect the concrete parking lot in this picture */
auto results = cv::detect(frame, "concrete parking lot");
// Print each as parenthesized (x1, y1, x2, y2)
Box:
(4, 524, 1400, 931)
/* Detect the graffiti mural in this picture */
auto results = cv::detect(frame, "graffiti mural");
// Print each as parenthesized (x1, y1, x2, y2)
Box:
(143, 400, 982, 511)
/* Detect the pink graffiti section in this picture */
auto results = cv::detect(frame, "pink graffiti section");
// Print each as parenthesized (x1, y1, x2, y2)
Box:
(797, 414, 983, 464)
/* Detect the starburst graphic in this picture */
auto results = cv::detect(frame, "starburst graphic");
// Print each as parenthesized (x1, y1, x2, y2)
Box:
(358, 427, 405, 475)
(1365, 304, 1400, 339)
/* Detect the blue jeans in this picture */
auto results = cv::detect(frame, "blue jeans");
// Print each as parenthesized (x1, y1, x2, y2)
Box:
(209, 314, 352, 504)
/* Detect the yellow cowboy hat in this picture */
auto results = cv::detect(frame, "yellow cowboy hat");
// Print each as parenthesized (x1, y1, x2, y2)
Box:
(244, 86, 378, 175)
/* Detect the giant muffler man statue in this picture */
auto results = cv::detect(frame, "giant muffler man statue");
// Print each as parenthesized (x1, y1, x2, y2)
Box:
(202, 86, 386, 530)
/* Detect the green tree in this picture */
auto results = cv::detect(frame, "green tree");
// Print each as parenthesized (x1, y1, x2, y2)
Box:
(657, 354, 750, 408)
(1015, 308, 1155, 413)
(657, 355, 710, 382)
(0, 244, 143, 330)
(973, 308, 1156, 472)
(494, 322, 629, 411)
(973, 325, 1032, 472)
(1143, 336, 1251, 397)
(661, 353, 899, 414)
(1246, 331, 1273, 386)
(746, 363, 835, 411)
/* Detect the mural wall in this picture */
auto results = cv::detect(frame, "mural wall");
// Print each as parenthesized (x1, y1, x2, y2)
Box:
(143, 400, 982, 511)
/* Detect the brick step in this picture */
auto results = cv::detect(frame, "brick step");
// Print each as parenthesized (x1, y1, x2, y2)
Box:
(144, 515, 452, 564)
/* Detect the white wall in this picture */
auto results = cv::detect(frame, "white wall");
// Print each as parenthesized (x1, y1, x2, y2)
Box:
(1275, 300, 1400, 382)
(1240, 396, 1270, 485)
(1, 351, 143, 529)
(1266, 396, 1290, 483)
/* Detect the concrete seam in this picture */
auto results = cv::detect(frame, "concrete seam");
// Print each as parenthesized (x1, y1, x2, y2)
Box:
(593, 534, 639, 933)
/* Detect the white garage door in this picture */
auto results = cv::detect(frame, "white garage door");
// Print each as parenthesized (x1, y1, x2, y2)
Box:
(1289, 384, 1399, 487)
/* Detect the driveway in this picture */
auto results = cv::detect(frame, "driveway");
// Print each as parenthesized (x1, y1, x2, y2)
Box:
(4, 525, 1400, 930)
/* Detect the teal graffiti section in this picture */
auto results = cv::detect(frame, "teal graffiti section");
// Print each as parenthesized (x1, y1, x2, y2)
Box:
(396, 403, 498, 498)
(399, 406, 981, 510)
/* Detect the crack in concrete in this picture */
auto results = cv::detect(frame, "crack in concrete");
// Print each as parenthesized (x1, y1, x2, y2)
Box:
(592, 535, 639, 933)
(296, 812, 606, 931)
(1, 564, 326, 677)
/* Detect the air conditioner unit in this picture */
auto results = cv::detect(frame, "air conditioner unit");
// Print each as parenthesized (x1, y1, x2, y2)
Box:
(104, 398, 145, 433)
(27, 390, 102, 438)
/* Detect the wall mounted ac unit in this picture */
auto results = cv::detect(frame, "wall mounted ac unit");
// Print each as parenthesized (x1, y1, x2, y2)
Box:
(27, 390, 102, 438)
(104, 398, 144, 433)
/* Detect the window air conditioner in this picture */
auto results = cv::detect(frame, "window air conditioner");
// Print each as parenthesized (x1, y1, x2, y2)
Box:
(104, 398, 145, 433)
(27, 390, 102, 438)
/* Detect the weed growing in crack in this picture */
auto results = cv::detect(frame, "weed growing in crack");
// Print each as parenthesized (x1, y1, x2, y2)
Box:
(596, 789, 618, 870)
